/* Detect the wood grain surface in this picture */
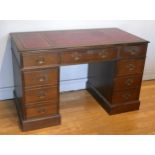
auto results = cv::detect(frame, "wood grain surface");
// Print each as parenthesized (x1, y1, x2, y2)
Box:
(0, 80, 155, 135)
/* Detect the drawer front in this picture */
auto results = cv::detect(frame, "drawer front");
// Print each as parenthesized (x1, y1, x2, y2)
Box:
(113, 75, 142, 91)
(112, 89, 140, 104)
(23, 68, 59, 87)
(22, 52, 60, 68)
(117, 59, 145, 76)
(61, 48, 117, 64)
(24, 86, 58, 103)
(120, 44, 147, 58)
(25, 103, 58, 119)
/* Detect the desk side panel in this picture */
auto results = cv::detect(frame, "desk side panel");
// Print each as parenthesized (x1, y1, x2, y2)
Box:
(12, 45, 25, 120)
(87, 61, 117, 101)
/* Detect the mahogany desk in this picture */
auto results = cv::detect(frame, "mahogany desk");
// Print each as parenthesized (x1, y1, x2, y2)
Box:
(11, 28, 149, 131)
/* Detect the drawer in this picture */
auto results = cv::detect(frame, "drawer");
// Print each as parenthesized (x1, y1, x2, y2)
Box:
(22, 51, 60, 68)
(117, 59, 145, 76)
(112, 88, 140, 104)
(23, 68, 59, 87)
(120, 44, 147, 58)
(25, 102, 58, 119)
(61, 48, 118, 64)
(24, 86, 58, 103)
(113, 75, 142, 91)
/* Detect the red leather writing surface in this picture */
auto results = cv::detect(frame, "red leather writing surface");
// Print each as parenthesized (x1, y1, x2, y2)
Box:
(11, 28, 147, 51)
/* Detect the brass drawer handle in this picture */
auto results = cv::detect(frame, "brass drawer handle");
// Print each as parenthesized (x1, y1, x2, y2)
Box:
(122, 93, 131, 100)
(127, 47, 139, 55)
(125, 46, 140, 56)
(127, 64, 135, 71)
(129, 49, 136, 55)
(37, 91, 46, 99)
(36, 57, 45, 65)
(37, 107, 46, 114)
(74, 56, 80, 61)
(71, 52, 81, 61)
(130, 51, 136, 55)
(98, 50, 107, 58)
(125, 78, 134, 86)
(38, 77, 46, 82)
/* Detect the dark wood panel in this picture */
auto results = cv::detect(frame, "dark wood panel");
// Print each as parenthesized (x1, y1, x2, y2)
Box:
(12, 52, 25, 118)
(14, 90, 61, 131)
(61, 47, 118, 64)
(25, 102, 58, 119)
(22, 51, 60, 69)
(113, 74, 142, 91)
(23, 68, 59, 88)
(87, 81, 140, 115)
(120, 44, 147, 58)
(116, 59, 145, 76)
(112, 88, 140, 105)
(24, 86, 58, 103)
(88, 61, 117, 101)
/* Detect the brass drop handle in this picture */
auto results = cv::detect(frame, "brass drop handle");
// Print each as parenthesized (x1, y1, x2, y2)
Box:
(71, 52, 81, 61)
(128, 48, 137, 55)
(130, 51, 136, 55)
(36, 57, 45, 65)
(37, 91, 46, 99)
(127, 64, 135, 71)
(38, 77, 46, 82)
(37, 107, 46, 114)
(125, 78, 134, 86)
(128, 46, 140, 56)
(123, 93, 131, 100)
(98, 50, 107, 58)
(74, 56, 80, 61)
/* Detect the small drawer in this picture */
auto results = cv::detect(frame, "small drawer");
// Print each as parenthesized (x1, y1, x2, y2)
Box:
(22, 51, 60, 69)
(117, 59, 145, 76)
(120, 44, 147, 58)
(112, 88, 140, 104)
(24, 86, 58, 103)
(61, 48, 118, 64)
(23, 68, 59, 88)
(113, 75, 142, 91)
(25, 102, 58, 119)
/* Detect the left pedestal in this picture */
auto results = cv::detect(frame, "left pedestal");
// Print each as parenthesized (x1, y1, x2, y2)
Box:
(12, 46, 61, 131)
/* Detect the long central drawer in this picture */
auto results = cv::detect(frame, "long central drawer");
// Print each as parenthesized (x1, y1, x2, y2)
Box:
(61, 47, 118, 64)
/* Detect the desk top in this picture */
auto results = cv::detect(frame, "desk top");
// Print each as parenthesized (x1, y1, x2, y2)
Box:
(11, 28, 148, 51)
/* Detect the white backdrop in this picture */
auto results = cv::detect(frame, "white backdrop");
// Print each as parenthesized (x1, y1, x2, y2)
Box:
(0, 20, 155, 100)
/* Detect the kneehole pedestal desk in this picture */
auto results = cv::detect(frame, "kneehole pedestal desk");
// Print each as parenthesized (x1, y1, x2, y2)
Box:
(11, 28, 149, 131)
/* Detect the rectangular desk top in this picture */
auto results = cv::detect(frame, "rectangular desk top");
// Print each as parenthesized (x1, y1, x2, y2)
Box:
(11, 28, 148, 51)
(11, 28, 149, 131)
